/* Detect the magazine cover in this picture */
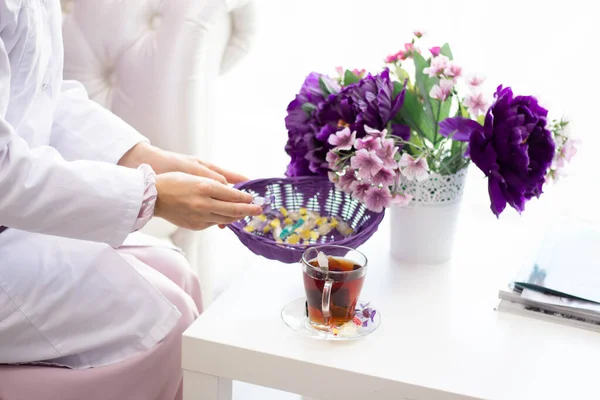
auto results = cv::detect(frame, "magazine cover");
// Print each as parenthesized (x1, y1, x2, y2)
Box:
(513, 218, 600, 303)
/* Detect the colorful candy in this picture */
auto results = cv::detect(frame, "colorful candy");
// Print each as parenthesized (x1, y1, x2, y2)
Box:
(336, 220, 353, 236)
(280, 219, 305, 240)
(288, 211, 302, 221)
(243, 204, 353, 246)
(318, 223, 333, 236)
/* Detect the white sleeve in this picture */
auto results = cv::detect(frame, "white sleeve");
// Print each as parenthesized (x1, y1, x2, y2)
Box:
(0, 39, 144, 247)
(49, 79, 148, 164)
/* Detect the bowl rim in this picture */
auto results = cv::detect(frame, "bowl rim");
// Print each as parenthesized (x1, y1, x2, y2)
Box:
(228, 176, 385, 251)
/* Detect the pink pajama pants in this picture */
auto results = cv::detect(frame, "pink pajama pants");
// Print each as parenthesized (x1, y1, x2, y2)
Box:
(0, 246, 202, 400)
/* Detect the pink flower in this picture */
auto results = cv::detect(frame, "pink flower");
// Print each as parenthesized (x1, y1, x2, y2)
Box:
(385, 44, 415, 63)
(363, 186, 392, 213)
(335, 66, 344, 76)
(429, 46, 441, 57)
(444, 63, 462, 80)
(463, 92, 488, 117)
(350, 149, 384, 179)
(399, 153, 429, 182)
(350, 181, 372, 202)
(326, 151, 341, 170)
(328, 127, 356, 151)
(364, 125, 387, 139)
(371, 166, 396, 187)
(337, 169, 358, 193)
(423, 55, 450, 78)
(355, 135, 382, 152)
(413, 30, 425, 38)
(429, 78, 454, 101)
(352, 68, 366, 78)
(391, 193, 413, 207)
(376, 138, 399, 170)
(467, 75, 485, 88)
(557, 139, 579, 168)
(399, 43, 418, 60)
(385, 53, 399, 63)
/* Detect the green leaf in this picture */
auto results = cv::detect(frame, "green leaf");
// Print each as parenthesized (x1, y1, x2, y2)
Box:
(412, 52, 437, 136)
(394, 66, 411, 84)
(406, 132, 425, 157)
(477, 114, 485, 125)
(439, 140, 468, 175)
(397, 88, 434, 143)
(318, 77, 331, 96)
(429, 96, 453, 147)
(459, 104, 470, 118)
(343, 70, 361, 86)
(440, 43, 453, 60)
(301, 103, 316, 114)
(392, 81, 405, 97)
(438, 98, 453, 124)
(451, 138, 465, 157)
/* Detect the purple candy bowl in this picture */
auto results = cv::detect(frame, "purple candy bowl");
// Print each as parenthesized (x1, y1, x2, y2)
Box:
(228, 176, 385, 263)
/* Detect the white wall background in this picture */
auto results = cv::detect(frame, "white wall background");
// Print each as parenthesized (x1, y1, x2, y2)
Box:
(213, 0, 597, 218)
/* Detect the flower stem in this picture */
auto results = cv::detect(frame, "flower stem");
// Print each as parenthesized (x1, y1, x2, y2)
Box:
(433, 100, 442, 147)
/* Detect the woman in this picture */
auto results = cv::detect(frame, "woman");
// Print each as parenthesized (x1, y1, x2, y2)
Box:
(0, 0, 262, 399)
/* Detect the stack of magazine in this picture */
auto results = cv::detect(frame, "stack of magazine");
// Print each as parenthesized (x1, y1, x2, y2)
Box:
(497, 217, 600, 332)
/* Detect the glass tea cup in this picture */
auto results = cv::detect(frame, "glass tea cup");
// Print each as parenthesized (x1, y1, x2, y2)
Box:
(301, 245, 368, 331)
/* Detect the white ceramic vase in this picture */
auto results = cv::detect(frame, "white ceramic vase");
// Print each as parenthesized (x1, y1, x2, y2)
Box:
(390, 167, 469, 264)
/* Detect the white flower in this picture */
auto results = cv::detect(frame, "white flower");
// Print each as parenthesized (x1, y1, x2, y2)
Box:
(423, 55, 450, 78)
(467, 75, 485, 88)
(399, 153, 429, 182)
(429, 78, 454, 101)
(463, 92, 488, 117)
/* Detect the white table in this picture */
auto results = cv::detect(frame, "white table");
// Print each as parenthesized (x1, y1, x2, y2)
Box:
(182, 197, 600, 400)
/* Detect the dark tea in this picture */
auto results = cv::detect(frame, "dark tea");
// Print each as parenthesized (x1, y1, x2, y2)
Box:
(303, 255, 365, 328)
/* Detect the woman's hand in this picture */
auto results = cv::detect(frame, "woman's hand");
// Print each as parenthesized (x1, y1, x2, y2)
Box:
(119, 142, 248, 185)
(154, 172, 262, 230)
(177, 156, 249, 185)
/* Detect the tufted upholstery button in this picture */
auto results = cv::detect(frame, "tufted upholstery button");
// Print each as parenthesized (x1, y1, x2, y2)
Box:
(104, 69, 117, 87)
(62, 0, 74, 14)
(149, 14, 162, 30)
(109, 72, 117, 87)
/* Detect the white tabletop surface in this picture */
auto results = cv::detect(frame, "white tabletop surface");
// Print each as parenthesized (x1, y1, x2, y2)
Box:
(183, 185, 600, 400)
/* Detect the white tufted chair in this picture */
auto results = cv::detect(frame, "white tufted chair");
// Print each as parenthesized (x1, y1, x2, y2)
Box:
(61, 0, 256, 307)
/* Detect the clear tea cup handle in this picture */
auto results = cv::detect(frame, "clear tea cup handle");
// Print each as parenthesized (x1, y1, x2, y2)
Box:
(322, 279, 333, 325)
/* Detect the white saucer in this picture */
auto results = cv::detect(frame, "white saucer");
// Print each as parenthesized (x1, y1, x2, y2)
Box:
(281, 297, 380, 340)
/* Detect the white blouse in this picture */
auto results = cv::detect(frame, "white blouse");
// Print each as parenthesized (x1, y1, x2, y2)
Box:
(0, 0, 147, 246)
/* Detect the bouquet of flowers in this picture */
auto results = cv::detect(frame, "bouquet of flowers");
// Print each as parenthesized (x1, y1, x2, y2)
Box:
(284, 31, 578, 216)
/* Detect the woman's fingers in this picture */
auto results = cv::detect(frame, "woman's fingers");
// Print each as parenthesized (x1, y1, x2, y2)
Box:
(155, 172, 261, 232)
(203, 181, 255, 204)
(199, 160, 249, 184)
(207, 214, 247, 225)
(185, 162, 228, 185)
(208, 198, 262, 218)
